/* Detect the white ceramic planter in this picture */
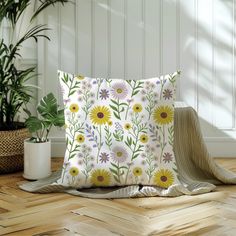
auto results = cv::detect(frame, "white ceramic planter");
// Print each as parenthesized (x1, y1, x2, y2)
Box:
(23, 139, 51, 180)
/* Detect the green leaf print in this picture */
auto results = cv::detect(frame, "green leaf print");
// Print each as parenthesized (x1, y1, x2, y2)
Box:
(109, 162, 127, 184)
(109, 99, 127, 120)
(126, 80, 144, 97)
(126, 113, 147, 161)
(104, 125, 112, 150)
(96, 78, 103, 99)
(144, 88, 156, 120)
(169, 71, 180, 88)
(80, 87, 95, 119)
(80, 145, 93, 183)
(61, 73, 81, 97)
(124, 80, 144, 118)
(124, 113, 147, 184)
(168, 125, 174, 146)
(113, 123, 124, 142)
(143, 147, 156, 183)
(66, 116, 84, 160)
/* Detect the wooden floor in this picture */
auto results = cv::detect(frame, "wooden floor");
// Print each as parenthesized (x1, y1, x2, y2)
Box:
(0, 158, 236, 236)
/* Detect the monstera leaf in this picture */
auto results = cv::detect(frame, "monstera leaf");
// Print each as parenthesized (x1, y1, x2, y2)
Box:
(25, 116, 43, 133)
(37, 93, 58, 119)
(25, 93, 65, 142)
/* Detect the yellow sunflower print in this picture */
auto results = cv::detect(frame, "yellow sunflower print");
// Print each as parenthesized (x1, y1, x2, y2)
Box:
(153, 105, 173, 125)
(139, 134, 148, 143)
(69, 103, 79, 113)
(69, 167, 79, 177)
(76, 134, 85, 143)
(153, 169, 174, 188)
(75, 75, 84, 80)
(124, 123, 132, 130)
(90, 106, 111, 125)
(133, 167, 143, 177)
(133, 104, 143, 113)
(90, 169, 111, 187)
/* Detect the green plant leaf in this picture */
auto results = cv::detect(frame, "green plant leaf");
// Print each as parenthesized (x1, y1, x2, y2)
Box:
(37, 93, 58, 118)
(25, 116, 43, 133)
(52, 109, 65, 127)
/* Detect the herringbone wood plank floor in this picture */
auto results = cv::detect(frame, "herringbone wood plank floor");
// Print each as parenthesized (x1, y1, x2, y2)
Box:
(0, 158, 236, 236)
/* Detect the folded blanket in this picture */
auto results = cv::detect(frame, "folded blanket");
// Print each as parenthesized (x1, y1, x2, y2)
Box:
(19, 103, 236, 198)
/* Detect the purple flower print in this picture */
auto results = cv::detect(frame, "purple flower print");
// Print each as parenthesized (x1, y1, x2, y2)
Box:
(163, 152, 173, 163)
(99, 152, 109, 163)
(163, 89, 173, 100)
(99, 89, 109, 100)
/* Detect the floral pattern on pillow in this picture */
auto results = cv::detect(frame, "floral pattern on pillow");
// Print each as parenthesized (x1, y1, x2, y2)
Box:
(58, 71, 180, 189)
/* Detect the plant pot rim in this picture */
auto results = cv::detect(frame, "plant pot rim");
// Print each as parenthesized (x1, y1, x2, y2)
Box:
(24, 138, 51, 144)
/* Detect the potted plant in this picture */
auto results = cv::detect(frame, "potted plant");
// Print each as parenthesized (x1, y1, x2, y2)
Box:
(0, 0, 68, 174)
(24, 92, 64, 180)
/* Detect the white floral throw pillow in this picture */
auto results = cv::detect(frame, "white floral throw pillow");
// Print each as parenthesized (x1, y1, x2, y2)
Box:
(58, 70, 180, 189)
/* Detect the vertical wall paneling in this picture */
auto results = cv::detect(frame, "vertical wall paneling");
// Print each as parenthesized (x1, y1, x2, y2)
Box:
(124, 0, 128, 79)
(60, 2, 76, 74)
(179, 0, 196, 109)
(94, 0, 109, 77)
(162, 0, 177, 75)
(110, 0, 125, 78)
(37, 10, 48, 99)
(144, 0, 161, 78)
(213, 0, 234, 129)
(77, 0, 92, 76)
(44, 5, 59, 97)
(233, 0, 236, 130)
(45, 6, 60, 139)
(160, 0, 163, 75)
(107, 0, 111, 77)
(197, 0, 214, 135)
(126, 0, 143, 79)
(142, 0, 145, 79)
(176, 0, 180, 98)
(34, 0, 236, 156)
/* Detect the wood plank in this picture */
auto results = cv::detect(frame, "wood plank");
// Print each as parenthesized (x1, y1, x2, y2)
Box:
(0, 157, 236, 235)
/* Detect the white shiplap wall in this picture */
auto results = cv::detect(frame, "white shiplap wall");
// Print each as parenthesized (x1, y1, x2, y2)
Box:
(37, 0, 236, 157)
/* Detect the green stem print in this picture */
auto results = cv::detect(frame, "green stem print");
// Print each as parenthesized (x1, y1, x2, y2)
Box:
(145, 88, 156, 120)
(168, 125, 174, 146)
(172, 161, 180, 181)
(81, 145, 93, 183)
(158, 125, 166, 164)
(96, 78, 103, 99)
(159, 78, 166, 100)
(105, 78, 112, 86)
(124, 113, 147, 183)
(109, 162, 127, 183)
(143, 149, 156, 183)
(96, 125, 102, 163)
(149, 124, 166, 164)
(124, 80, 144, 118)
(113, 122, 124, 142)
(81, 89, 94, 120)
(127, 113, 147, 161)
(66, 114, 84, 160)
(124, 100, 132, 120)
(126, 80, 144, 97)
(109, 99, 127, 120)
(61, 162, 69, 183)
(104, 125, 112, 150)
(61, 72, 81, 97)
(169, 71, 180, 89)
